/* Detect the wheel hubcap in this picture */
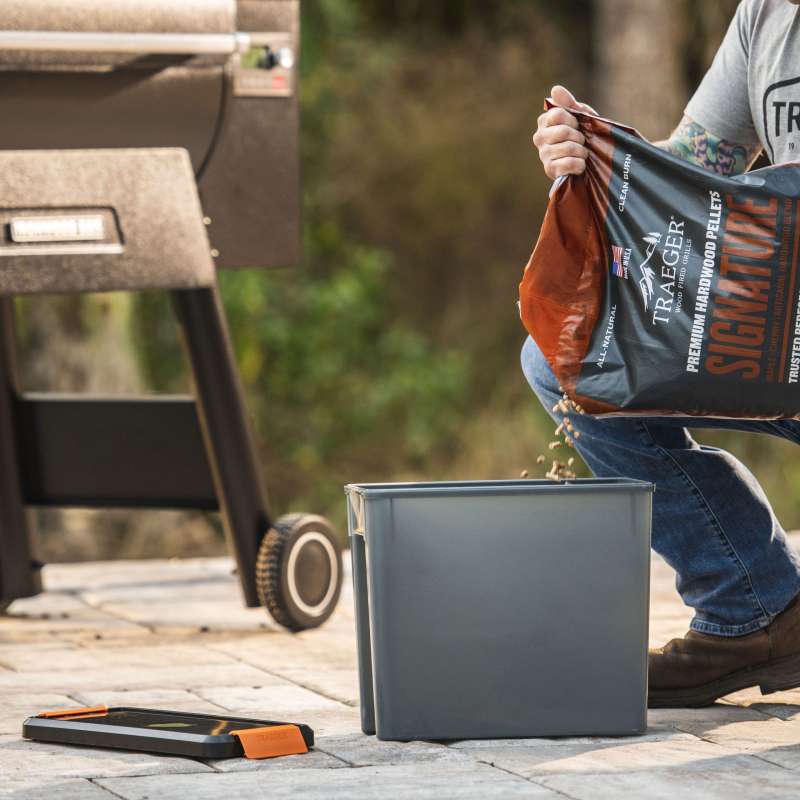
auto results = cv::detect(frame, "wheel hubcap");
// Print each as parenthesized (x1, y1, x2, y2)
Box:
(286, 531, 338, 617)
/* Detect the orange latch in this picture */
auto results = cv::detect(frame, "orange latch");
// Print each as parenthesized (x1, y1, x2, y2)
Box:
(39, 705, 109, 720)
(231, 724, 309, 759)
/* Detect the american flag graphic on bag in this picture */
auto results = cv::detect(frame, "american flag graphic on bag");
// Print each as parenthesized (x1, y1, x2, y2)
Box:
(611, 244, 625, 277)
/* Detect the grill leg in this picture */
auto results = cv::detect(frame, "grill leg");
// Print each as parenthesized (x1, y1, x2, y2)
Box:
(171, 285, 271, 607)
(0, 297, 41, 607)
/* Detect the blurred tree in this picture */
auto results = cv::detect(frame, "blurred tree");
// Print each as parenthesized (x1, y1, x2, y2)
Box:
(16, 294, 223, 562)
(17, 295, 139, 395)
(682, 0, 740, 89)
(16, 294, 141, 558)
(594, 0, 742, 136)
(594, 0, 685, 138)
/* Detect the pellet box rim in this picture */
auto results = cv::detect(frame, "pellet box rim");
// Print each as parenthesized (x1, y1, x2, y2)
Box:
(345, 476, 654, 498)
(345, 478, 654, 533)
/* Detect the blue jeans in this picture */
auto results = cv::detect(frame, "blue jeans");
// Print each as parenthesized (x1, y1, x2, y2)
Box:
(521, 336, 800, 637)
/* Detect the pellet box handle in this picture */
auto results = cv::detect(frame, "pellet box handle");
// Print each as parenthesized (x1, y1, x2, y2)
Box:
(346, 488, 366, 537)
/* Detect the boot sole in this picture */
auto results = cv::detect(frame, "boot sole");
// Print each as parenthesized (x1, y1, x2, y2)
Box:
(648, 650, 800, 708)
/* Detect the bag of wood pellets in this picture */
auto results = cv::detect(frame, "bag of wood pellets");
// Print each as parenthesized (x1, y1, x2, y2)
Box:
(519, 104, 800, 418)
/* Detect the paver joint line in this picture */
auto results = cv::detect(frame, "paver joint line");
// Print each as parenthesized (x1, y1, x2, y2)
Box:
(668, 718, 800, 772)
(264, 671, 358, 709)
(751, 752, 798, 771)
(87, 777, 129, 800)
(70, 590, 155, 632)
(202, 644, 355, 709)
(313, 746, 357, 767)
(482, 759, 584, 800)
(184, 688, 232, 714)
(698, 700, 778, 721)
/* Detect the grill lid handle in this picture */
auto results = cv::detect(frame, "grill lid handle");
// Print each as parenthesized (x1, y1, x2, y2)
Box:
(0, 30, 252, 56)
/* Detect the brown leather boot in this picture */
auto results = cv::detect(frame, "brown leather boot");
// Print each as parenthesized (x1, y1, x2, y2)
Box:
(649, 595, 800, 708)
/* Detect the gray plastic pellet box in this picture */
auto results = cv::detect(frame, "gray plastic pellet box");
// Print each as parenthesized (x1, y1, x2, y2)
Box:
(345, 478, 654, 741)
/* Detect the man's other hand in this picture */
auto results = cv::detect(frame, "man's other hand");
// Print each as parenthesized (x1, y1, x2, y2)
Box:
(533, 85, 597, 180)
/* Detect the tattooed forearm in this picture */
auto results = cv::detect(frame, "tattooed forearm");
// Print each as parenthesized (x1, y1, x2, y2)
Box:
(655, 115, 761, 176)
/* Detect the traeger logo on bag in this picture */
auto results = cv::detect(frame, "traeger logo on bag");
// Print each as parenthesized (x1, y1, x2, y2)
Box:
(632, 217, 686, 325)
(635, 233, 659, 311)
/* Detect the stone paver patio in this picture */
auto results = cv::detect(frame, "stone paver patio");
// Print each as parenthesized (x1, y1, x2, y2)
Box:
(4, 536, 800, 799)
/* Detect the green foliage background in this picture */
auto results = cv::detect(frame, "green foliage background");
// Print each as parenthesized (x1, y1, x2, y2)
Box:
(127, 0, 800, 538)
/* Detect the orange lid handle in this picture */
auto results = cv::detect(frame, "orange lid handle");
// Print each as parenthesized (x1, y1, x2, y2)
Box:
(39, 705, 108, 720)
(231, 724, 309, 759)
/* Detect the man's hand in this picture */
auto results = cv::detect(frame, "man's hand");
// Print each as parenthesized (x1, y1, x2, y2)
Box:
(533, 85, 597, 181)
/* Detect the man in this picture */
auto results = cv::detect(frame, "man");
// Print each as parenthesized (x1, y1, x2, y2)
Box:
(527, 0, 800, 708)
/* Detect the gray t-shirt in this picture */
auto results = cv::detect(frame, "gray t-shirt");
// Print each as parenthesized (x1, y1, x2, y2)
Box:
(685, 0, 800, 164)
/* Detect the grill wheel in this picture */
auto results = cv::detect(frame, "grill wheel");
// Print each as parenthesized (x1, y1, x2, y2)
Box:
(256, 513, 343, 632)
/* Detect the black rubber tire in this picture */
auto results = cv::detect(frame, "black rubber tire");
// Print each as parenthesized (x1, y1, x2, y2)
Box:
(255, 513, 343, 632)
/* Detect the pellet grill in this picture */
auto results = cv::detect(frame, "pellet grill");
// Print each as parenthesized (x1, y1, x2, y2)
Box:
(0, 0, 344, 630)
